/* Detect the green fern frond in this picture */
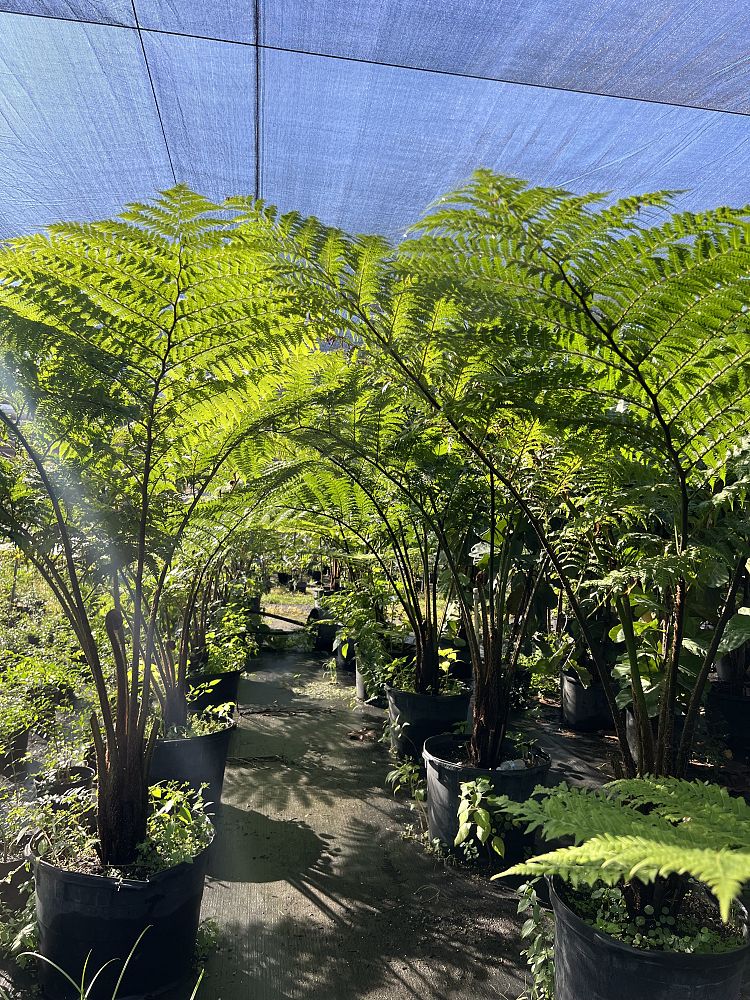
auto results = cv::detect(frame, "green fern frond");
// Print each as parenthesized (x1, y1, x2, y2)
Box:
(498, 777, 750, 921)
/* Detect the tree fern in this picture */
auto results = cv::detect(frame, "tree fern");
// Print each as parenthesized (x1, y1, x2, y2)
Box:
(0, 186, 315, 865)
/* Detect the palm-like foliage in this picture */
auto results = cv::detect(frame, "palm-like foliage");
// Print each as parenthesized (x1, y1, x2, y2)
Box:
(270, 174, 750, 776)
(0, 187, 311, 864)
(400, 172, 750, 774)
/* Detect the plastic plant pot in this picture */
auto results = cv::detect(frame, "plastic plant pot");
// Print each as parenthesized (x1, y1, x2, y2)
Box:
(386, 687, 470, 759)
(549, 877, 750, 1000)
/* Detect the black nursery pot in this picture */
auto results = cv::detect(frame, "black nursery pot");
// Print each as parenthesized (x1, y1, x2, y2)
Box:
(33, 845, 211, 1000)
(560, 673, 613, 731)
(149, 723, 235, 814)
(316, 621, 338, 652)
(187, 668, 243, 714)
(386, 687, 470, 759)
(335, 640, 357, 674)
(549, 878, 750, 1000)
(625, 709, 685, 769)
(708, 686, 750, 754)
(307, 608, 337, 652)
(0, 727, 30, 777)
(277, 571, 291, 585)
(422, 734, 550, 858)
(34, 765, 95, 798)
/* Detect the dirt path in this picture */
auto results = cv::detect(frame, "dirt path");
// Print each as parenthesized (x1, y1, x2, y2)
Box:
(199, 651, 528, 1000)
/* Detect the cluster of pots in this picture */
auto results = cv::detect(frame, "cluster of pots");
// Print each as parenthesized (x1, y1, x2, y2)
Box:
(9, 667, 244, 1000)
(382, 675, 750, 1000)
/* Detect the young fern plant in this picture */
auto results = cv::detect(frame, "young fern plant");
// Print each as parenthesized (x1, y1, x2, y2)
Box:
(495, 777, 750, 924)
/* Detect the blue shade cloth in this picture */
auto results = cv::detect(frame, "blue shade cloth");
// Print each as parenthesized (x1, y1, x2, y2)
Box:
(260, 49, 750, 241)
(143, 32, 256, 197)
(0, 1, 133, 25)
(1, 4, 749, 240)
(0, 13, 172, 235)
(134, 1, 255, 43)
(262, 0, 750, 114)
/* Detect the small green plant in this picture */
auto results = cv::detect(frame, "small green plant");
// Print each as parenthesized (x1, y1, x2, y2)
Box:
(203, 600, 258, 675)
(578, 883, 743, 953)
(386, 759, 427, 832)
(163, 702, 235, 741)
(194, 918, 221, 965)
(516, 880, 555, 1000)
(386, 760, 425, 800)
(0, 689, 37, 758)
(0, 883, 35, 960)
(455, 778, 510, 859)
(495, 776, 750, 955)
(31, 783, 213, 878)
(322, 584, 394, 697)
(16, 927, 204, 1000)
(137, 784, 214, 872)
(30, 788, 99, 868)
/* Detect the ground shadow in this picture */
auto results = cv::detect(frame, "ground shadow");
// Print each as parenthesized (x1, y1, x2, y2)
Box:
(200, 815, 527, 1000)
(208, 805, 335, 885)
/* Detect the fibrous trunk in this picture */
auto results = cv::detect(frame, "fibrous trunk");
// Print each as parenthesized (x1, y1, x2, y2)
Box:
(96, 743, 149, 868)
(415, 620, 440, 694)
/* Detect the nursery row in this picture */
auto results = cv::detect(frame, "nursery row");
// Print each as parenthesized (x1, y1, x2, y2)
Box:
(0, 171, 748, 999)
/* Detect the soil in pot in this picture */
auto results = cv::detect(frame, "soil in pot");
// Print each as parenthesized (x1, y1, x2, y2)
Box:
(33, 845, 211, 1000)
(549, 878, 750, 1000)
(422, 734, 550, 861)
(149, 723, 235, 815)
(561, 672, 613, 732)
(187, 668, 243, 714)
(387, 687, 470, 759)
(1, 727, 30, 777)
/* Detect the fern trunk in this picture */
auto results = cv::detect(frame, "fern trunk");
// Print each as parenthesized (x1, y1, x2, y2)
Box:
(162, 684, 189, 731)
(415, 620, 440, 694)
(96, 745, 150, 868)
(469, 663, 506, 769)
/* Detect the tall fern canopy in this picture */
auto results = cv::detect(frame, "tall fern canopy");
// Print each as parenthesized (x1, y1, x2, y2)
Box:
(401, 171, 750, 491)
(0, 187, 321, 864)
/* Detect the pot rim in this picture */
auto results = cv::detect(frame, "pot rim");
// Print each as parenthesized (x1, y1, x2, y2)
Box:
(385, 685, 470, 703)
(157, 718, 237, 747)
(422, 732, 551, 772)
(187, 667, 245, 683)
(29, 835, 214, 889)
(33, 764, 95, 788)
(0, 857, 26, 874)
(549, 876, 750, 963)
